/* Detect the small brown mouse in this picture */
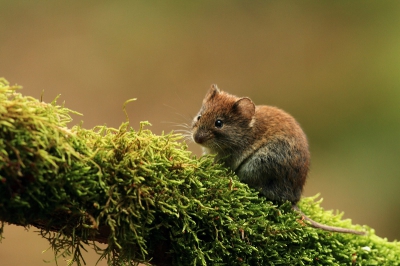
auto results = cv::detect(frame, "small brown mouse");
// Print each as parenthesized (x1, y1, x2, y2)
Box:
(191, 84, 365, 235)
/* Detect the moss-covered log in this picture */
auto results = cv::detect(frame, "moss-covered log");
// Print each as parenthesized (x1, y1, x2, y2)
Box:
(0, 78, 399, 265)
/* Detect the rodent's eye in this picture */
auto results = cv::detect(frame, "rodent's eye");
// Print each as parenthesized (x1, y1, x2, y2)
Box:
(197, 115, 201, 121)
(215, 119, 223, 128)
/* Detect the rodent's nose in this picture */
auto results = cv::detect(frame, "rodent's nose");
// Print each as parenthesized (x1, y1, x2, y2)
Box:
(193, 131, 209, 144)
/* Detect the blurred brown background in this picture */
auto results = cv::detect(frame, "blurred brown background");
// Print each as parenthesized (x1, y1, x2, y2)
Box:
(1, 1, 400, 265)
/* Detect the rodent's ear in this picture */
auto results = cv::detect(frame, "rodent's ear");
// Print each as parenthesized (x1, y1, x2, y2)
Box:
(232, 97, 255, 120)
(204, 84, 220, 101)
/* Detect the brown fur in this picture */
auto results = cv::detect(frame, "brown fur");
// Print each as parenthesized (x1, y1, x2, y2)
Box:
(192, 84, 309, 203)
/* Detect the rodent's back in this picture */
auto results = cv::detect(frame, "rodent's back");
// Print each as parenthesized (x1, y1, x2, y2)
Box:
(237, 105, 310, 203)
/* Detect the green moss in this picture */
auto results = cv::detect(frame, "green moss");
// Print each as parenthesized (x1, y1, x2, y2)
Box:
(0, 78, 399, 265)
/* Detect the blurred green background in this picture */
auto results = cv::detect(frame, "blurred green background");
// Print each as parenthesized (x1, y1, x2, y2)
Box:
(1, 1, 400, 265)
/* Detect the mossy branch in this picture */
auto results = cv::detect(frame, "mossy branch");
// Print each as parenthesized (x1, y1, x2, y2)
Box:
(0, 78, 399, 265)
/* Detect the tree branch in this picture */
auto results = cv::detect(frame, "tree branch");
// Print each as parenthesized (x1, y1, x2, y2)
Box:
(0, 78, 399, 265)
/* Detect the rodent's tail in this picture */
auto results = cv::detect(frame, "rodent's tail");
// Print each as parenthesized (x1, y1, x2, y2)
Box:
(292, 205, 366, 235)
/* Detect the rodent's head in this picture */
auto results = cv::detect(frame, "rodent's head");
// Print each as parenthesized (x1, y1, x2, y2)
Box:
(192, 84, 256, 153)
